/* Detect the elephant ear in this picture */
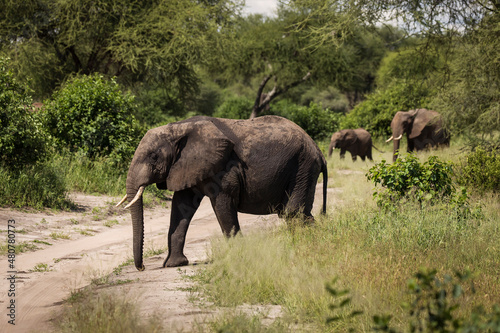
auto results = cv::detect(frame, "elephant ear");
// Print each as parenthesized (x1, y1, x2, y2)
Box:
(409, 109, 439, 139)
(343, 130, 357, 146)
(166, 121, 234, 192)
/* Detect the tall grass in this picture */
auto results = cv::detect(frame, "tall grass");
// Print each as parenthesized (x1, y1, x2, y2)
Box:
(57, 289, 163, 333)
(49, 153, 127, 196)
(0, 163, 72, 209)
(191, 148, 500, 332)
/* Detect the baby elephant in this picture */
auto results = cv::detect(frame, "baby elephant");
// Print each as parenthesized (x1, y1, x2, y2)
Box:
(328, 128, 373, 161)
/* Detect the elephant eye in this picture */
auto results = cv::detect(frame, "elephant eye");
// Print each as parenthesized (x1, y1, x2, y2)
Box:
(150, 152, 158, 161)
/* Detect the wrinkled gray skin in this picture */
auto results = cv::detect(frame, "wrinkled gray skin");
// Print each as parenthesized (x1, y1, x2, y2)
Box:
(328, 128, 373, 161)
(124, 116, 328, 270)
(388, 109, 449, 162)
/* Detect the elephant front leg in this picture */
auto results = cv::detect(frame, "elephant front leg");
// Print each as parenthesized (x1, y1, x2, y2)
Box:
(164, 188, 203, 267)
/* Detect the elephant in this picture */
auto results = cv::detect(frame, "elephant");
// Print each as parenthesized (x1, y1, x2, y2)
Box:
(386, 109, 449, 162)
(328, 128, 375, 161)
(116, 115, 328, 271)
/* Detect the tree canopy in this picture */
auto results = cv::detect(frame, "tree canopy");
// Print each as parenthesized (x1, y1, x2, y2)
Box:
(0, 0, 243, 98)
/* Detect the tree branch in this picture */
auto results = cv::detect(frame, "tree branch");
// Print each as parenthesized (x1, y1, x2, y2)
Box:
(250, 72, 311, 119)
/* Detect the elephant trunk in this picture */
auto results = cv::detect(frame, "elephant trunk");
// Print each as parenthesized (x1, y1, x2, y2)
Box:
(127, 184, 146, 271)
(392, 138, 400, 162)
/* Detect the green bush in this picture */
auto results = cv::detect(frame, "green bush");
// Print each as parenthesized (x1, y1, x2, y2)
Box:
(373, 269, 500, 333)
(0, 163, 71, 209)
(43, 74, 143, 163)
(268, 99, 341, 141)
(457, 148, 500, 193)
(366, 154, 455, 207)
(213, 95, 253, 119)
(0, 57, 47, 168)
(341, 82, 430, 137)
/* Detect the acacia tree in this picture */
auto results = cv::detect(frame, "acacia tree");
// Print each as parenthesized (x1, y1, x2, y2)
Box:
(0, 0, 243, 99)
(281, 0, 500, 140)
(210, 10, 388, 118)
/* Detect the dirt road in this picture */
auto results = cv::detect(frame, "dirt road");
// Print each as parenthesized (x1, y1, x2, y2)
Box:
(1, 186, 314, 332)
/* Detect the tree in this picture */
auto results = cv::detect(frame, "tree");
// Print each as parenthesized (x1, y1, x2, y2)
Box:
(282, 0, 500, 140)
(0, 0, 243, 99)
(209, 10, 389, 118)
(0, 57, 47, 168)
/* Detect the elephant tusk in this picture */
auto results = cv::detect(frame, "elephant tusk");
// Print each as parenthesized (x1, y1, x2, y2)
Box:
(124, 186, 145, 209)
(115, 194, 128, 207)
(394, 134, 403, 140)
(386, 136, 393, 143)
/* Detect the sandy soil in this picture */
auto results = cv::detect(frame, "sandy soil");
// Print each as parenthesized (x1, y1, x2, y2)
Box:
(0, 185, 332, 333)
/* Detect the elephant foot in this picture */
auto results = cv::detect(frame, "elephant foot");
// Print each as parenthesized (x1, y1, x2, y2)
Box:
(163, 254, 189, 267)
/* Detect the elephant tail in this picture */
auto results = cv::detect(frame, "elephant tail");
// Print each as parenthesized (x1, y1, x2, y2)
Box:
(321, 161, 328, 215)
(372, 144, 385, 153)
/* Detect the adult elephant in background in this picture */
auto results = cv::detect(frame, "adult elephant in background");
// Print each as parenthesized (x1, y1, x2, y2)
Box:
(328, 128, 374, 161)
(117, 116, 328, 271)
(386, 109, 449, 162)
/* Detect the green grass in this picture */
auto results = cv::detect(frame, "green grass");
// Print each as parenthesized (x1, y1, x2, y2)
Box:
(104, 219, 119, 228)
(0, 241, 39, 255)
(49, 152, 127, 196)
(189, 146, 500, 332)
(0, 162, 73, 209)
(57, 289, 163, 333)
(50, 231, 70, 240)
(31, 263, 50, 272)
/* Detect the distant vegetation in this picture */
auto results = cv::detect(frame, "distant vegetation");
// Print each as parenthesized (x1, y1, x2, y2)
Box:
(1, 2, 499, 331)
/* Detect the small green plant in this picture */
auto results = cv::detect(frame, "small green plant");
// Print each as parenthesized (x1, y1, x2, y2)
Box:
(32, 240, 52, 246)
(78, 229, 94, 236)
(373, 268, 500, 333)
(325, 278, 362, 324)
(104, 219, 119, 228)
(50, 232, 70, 240)
(366, 154, 455, 209)
(70, 218, 79, 225)
(31, 263, 50, 272)
(458, 148, 500, 193)
(113, 258, 134, 275)
(40, 218, 48, 224)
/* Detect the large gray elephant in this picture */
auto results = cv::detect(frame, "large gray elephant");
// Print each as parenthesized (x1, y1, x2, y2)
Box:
(328, 128, 374, 161)
(117, 116, 328, 271)
(386, 109, 449, 162)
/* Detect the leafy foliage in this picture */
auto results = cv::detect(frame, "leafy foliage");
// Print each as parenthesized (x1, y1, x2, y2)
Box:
(366, 154, 455, 207)
(457, 148, 500, 193)
(0, 0, 241, 100)
(0, 162, 71, 209)
(267, 99, 342, 140)
(373, 268, 500, 333)
(42, 74, 142, 163)
(213, 95, 253, 119)
(431, 14, 500, 142)
(0, 57, 47, 169)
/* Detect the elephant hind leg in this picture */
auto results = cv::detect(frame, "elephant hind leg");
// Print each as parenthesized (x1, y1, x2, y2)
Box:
(211, 194, 240, 237)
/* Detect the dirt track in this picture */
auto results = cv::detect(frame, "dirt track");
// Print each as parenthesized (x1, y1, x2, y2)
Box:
(0, 186, 327, 332)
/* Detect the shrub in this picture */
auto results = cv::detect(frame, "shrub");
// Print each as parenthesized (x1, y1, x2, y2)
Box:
(373, 268, 500, 333)
(0, 57, 47, 168)
(0, 163, 71, 209)
(341, 82, 430, 137)
(366, 154, 455, 208)
(213, 95, 253, 119)
(268, 99, 341, 141)
(43, 74, 143, 163)
(457, 148, 500, 193)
